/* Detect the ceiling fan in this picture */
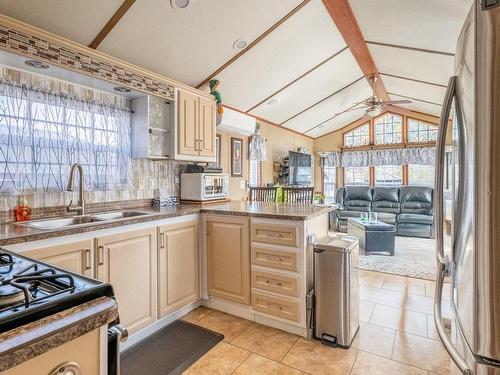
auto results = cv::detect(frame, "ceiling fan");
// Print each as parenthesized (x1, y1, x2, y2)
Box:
(338, 75, 412, 120)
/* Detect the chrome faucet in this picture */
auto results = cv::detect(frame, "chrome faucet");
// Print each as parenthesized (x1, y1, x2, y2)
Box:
(66, 163, 85, 215)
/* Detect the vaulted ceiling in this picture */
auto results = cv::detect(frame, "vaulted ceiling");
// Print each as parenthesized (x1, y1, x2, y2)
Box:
(0, 0, 472, 138)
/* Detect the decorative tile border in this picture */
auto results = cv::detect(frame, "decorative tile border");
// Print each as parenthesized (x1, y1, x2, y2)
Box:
(0, 22, 175, 100)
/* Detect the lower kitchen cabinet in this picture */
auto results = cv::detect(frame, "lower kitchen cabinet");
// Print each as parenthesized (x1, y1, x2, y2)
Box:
(22, 240, 93, 277)
(95, 228, 157, 335)
(158, 218, 199, 317)
(206, 215, 250, 305)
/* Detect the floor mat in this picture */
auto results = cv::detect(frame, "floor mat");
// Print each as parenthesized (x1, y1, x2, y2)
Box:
(121, 320, 224, 375)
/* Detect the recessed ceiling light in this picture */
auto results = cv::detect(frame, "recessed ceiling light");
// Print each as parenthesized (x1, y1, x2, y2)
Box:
(24, 60, 49, 69)
(233, 39, 248, 51)
(267, 98, 280, 106)
(170, 0, 190, 8)
(114, 86, 131, 93)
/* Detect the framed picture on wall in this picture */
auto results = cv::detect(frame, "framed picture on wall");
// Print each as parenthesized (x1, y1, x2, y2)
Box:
(231, 137, 243, 177)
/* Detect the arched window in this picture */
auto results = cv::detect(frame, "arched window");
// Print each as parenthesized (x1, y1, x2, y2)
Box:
(374, 113, 403, 145)
(343, 122, 370, 148)
(408, 118, 438, 143)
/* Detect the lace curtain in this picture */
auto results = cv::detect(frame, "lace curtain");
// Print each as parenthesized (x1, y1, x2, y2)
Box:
(322, 152, 342, 167)
(249, 134, 267, 161)
(0, 79, 132, 193)
(341, 147, 435, 168)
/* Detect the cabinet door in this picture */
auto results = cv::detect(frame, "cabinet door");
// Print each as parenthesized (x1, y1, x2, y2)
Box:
(198, 97, 216, 157)
(206, 215, 250, 305)
(177, 90, 199, 156)
(23, 240, 93, 277)
(158, 219, 199, 317)
(96, 228, 157, 335)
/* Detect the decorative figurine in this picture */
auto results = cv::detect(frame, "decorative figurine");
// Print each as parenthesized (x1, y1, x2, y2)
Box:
(209, 79, 223, 125)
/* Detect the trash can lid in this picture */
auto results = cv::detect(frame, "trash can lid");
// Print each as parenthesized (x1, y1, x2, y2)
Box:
(314, 233, 358, 253)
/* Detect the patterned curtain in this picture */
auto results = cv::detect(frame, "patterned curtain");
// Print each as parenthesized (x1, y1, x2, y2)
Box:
(322, 151, 341, 167)
(341, 150, 371, 167)
(403, 147, 436, 165)
(342, 147, 435, 167)
(0, 79, 132, 193)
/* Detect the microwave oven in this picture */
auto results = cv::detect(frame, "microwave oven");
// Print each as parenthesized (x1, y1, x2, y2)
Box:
(180, 173, 229, 201)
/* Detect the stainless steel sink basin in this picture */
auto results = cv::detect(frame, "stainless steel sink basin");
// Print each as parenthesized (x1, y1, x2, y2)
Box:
(18, 210, 154, 231)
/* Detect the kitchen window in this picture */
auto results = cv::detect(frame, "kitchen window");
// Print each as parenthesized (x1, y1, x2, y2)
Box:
(0, 80, 132, 193)
(249, 159, 262, 187)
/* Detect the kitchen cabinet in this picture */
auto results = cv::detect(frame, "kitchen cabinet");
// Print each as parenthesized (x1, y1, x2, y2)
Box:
(158, 218, 199, 317)
(206, 215, 250, 305)
(23, 240, 93, 277)
(95, 228, 157, 335)
(198, 96, 216, 157)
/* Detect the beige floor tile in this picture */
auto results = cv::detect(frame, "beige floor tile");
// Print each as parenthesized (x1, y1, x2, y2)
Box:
(427, 315, 440, 340)
(359, 270, 385, 288)
(189, 309, 252, 342)
(183, 342, 250, 375)
(392, 331, 452, 374)
(381, 275, 426, 296)
(181, 306, 212, 324)
(370, 304, 428, 337)
(351, 351, 427, 375)
(233, 353, 304, 375)
(360, 285, 434, 314)
(425, 280, 451, 301)
(351, 322, 396, 358)
(359, 300, 375, 323)
(282, 338, 358, 375)
(231, 323, 298, 361)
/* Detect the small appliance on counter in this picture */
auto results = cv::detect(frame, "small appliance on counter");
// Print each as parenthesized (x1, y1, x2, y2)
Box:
(180, 173, 229, 202)
(186, 163, 223, 174)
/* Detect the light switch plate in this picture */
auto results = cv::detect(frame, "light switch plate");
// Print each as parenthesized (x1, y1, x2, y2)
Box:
(240, 180, 246, 189)
(174, 175, 180, 184)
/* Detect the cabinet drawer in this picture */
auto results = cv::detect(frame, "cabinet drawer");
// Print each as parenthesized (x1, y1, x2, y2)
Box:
(251, 247, 298, 272)
(250, 223, 299, 247)
(252, 292, 299, 322)
(251, 270, 298, 297)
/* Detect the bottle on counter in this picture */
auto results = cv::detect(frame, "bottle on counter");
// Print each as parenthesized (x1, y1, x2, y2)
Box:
(15, 197, 32, 222)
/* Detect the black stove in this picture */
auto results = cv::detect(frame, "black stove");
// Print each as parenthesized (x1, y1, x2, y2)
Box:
(0, 248, 115, 334)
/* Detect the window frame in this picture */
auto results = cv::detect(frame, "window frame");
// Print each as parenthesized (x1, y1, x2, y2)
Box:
(407, 117, 438, 144)
(342, 122, 370, 148)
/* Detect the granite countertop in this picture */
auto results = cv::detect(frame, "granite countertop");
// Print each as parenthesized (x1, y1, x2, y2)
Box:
(0, 202, 337, 246)
(0, 296, 118, 372)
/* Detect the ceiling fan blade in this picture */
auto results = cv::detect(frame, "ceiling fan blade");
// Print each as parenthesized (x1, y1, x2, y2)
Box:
(335, 106, 367, 116)
(385, 105, 412, 114)
(382, 99, 412, 105)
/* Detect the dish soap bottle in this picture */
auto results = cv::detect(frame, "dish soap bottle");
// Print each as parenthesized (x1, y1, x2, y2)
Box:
(16, 197, 31, 222)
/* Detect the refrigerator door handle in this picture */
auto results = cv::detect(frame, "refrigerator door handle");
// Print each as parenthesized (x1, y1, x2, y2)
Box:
(434, 75, 471, 375)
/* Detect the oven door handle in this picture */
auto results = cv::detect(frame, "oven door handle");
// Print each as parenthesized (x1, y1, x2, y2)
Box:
(108, 324, 128, 375)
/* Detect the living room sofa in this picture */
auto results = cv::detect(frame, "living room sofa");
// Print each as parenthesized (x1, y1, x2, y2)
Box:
(331, 186, 435, 238)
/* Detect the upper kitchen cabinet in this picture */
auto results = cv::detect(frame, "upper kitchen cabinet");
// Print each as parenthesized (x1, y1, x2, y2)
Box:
(132, 90, 216, 162)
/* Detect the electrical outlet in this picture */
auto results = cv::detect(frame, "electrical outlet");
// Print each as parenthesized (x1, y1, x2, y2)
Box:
(240, 180, 246, 189)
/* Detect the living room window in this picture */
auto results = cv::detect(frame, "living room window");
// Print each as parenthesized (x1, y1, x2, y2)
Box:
(374, 165, 403, 187)
(374, 114, 403, 145)
(323, 166, 337, 202)
(344, 167, 370, 186)
(408, 119, 438, 143)
(408, 164, 435, 187)
(343, 122, 370, 148)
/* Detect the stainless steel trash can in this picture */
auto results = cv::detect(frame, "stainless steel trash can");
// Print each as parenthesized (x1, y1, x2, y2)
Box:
(313, 234, 359, 348)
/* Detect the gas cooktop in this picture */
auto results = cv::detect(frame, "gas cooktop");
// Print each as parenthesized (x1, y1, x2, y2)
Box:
(0, 249, 115, 333)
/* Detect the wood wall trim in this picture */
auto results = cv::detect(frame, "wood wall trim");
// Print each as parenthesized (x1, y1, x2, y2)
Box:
(321, 0, 389, 101)
(246, 46, 349, 113)
(195, 0, 311, 89)
(379, 72, 448, 89)
(366, 40, 455, 57)
(88, 0, 136, 49)
(222, 105, 314, 140)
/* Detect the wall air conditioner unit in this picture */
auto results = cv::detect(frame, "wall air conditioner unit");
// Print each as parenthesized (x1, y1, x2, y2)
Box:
(217, 107, 256, 136)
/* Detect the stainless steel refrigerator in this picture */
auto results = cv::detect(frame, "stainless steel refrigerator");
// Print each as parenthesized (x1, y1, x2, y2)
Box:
(434, 1, 500, 374)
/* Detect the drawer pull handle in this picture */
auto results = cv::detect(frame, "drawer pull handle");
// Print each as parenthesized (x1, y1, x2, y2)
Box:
(84, 249, 91, 270)
(98, 245, 104, 266)
(265, 280, 283, 286)
(265, 302, 283, 310)
(268, 232, 283, 237)
(266, 255, 283, 262)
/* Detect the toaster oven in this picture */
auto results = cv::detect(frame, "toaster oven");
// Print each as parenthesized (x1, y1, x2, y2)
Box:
(180, 173, 229, 201)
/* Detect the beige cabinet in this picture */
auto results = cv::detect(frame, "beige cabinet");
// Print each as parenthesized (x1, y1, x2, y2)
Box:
(206, 215, 250, 305)
(23, 240, 93, 277)
(177, 90, 216, 159)
(158, 219, 199, 317)
(95, 228, 157, 335)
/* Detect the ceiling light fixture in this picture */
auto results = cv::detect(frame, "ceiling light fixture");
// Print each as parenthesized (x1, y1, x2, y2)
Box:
(233, 38, 248, 51)
(24, 60, 50, 69)
(366, 106, 383, 118)
(170, 0, 190, 9)
(114, 86, 131, 93)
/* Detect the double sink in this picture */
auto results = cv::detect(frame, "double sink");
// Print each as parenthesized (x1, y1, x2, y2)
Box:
(17, 210, 155, 231)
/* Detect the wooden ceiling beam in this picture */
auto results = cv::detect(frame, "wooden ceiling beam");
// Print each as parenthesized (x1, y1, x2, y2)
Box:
(88, 0, 136, 49)
(321, 0, 390, 101)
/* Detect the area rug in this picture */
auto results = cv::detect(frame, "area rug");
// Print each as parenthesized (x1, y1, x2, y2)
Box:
(359, 236, 437, 280)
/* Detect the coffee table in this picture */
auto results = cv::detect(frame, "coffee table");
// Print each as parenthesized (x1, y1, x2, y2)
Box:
(347, 218, 395, 256)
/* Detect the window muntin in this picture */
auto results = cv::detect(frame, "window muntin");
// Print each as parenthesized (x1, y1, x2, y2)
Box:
(343, 123, 370, 148)
(249, 160, 262, 187)
(323, 166, 336, 203)
(374, 165, 403, 187)
(374, 114, 403, 145)
(408, 164, 435, 187)
(344, 167, 370, 186)
(408, 119, 438, 143)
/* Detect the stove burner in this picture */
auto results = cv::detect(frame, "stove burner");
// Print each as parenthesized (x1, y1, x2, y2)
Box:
(0, 285, 25, 307)
(0, 252, 13, 267)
